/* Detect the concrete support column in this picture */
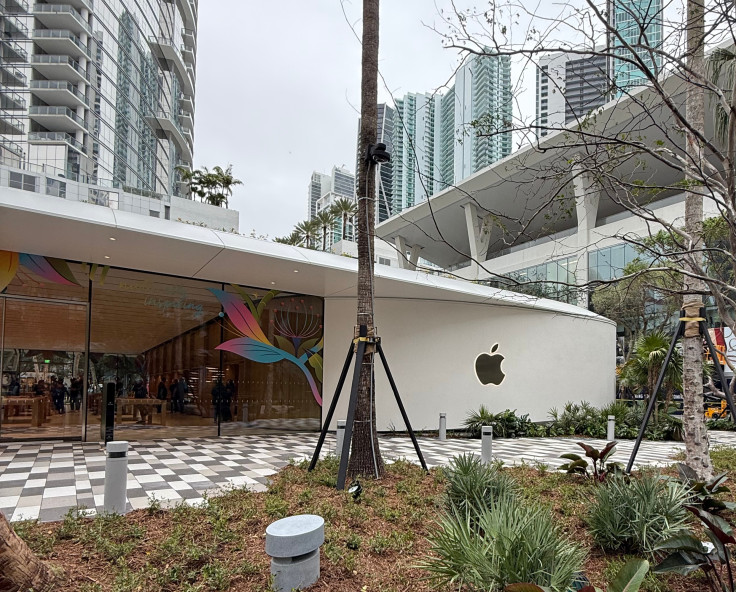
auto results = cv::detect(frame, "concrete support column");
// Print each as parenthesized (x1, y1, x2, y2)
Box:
(395, 235, 422, 271)
(572, 166, 600, 307)
(463, 203, 491, 280)
(408, 245, 423, 270)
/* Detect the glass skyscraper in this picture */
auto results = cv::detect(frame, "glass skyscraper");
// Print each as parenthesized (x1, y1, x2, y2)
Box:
(0, 0, 197, 199)
(608, 0, 662, 90)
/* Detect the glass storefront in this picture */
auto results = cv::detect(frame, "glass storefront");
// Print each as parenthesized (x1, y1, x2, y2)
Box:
(0, 250, 323, 441)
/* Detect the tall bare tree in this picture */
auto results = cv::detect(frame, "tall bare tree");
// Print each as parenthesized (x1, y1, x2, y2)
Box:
(349, 0, 384, 478)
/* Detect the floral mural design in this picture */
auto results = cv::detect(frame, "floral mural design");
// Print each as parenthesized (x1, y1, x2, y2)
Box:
(0, 249, 109, 293)
(209, 288, 324, 406)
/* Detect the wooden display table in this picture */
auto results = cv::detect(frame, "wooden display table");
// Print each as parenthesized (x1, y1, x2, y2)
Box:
(116, 397, 168, 426)
(1, 397, 44, 427)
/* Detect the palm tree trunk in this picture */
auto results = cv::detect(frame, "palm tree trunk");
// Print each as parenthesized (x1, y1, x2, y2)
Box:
(0, 513, 57, 591)
(323, 226, 327, 251)
(342, 214, 347, 241)
(348, 0, 384, 479)
(682, 0, 714, 480)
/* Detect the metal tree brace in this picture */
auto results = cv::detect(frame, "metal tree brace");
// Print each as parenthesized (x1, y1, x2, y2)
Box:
(626, 308, 736, 473)
(308, 324, 428, 489)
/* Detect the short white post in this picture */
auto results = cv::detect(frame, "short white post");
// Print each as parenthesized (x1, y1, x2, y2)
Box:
(335, 420, 346, 458)
(481, 424, 493, 465)
(607, 415, 616, 441)
(103, 440, 128, 514)
(439, 413, 447, 441)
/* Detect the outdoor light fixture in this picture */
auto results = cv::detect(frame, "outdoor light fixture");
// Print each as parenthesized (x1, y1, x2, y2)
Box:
(109, 237, 116, 241)
(366, 143, 390, 164)
(293, 270, 299, 273)
(347, 480, 363, 501)
(104, 256, 111, 259)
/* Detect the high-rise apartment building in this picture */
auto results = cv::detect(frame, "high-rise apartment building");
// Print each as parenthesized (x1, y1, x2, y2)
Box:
(535, 51, 609, 138)
(392, 92, 442, 214)
(439, 53, 512, 190)
(608, 0, 662, 90)
(306, 165, 354, 221)
(0, 0, 198, 204)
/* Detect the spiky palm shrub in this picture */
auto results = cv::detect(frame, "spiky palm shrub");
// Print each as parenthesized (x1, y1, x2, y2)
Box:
(588, 473, 691, 555)
(422, 497, 585, 591)
(445, 454, 519, 517)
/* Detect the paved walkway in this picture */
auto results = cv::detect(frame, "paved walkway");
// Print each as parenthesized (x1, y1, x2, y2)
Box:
(2, 431, 736, 523)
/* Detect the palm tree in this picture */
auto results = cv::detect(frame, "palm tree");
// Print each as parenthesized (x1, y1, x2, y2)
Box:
(175, 165, 242, 208)
(294, 220, 320, 249)
(314, 210, 337, 251)
(330, 197, 358, 241)
(211, 165, 243, 209)
(619, 332, 683, 421)
(274, 231, 301, 246)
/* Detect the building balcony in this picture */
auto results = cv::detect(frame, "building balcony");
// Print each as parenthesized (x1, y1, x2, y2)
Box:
(181, 42, 195, 66)
(63, 0, 92, 12)
(29, 105, 86, 132)
(179, 92, 194, 114)
(33, 4, 91, 35)
(4, 0, 30, 13)
(28, 130, 85, 154)
(145, 110, 192, 161)
(0, 109, 24, 134)
(30, 79, 87, 108)
(32, 29, 88, 59)
(0, 84, 26, 110)
(0, 137, 24, 159)
(176, 0, 196, 30)
(147, 36, 194, 96)
(0, 38, 27, 62)
(177, 109, 193, 132)
(31, 54, 87, 83)
(3, 14, 28, 38)
(0, 60, 27, 87)
(182, 28, 196, 51)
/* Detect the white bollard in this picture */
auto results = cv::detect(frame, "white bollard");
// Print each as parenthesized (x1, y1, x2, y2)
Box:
(335, 420, 346, 458)
(481, 425, 494, 465)
(439, 413, 447, 441)
(607, 415, 616, 441)
(104, 441, 129, 514)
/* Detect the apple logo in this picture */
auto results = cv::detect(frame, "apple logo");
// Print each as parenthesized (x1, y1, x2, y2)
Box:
(475, 343, 506, 386)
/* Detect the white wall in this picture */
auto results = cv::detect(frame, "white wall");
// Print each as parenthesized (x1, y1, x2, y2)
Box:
(170, 195, 240, 231)
(322, 297, 615, 431)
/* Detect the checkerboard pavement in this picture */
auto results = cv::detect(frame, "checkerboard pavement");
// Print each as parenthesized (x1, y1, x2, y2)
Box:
(2, 431, 736, 523)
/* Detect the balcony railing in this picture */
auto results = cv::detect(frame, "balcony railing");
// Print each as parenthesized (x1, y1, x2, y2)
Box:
(33, 4, 91, 34)
(0, 138, 24, 159)
(31, 54, 88, 80)
(30, 105, 87, 128)
(0, 83, 26, 109)
(3, 14, 28, 37)
(4, 0, 30, 13)
(0, 60, 27, 86)
(30, 79, 87, 104)
(32, 28, 89, 55)
(28, 131, 86, 153)
(0, 38, 28, 61)
(0, 109, 24, 134)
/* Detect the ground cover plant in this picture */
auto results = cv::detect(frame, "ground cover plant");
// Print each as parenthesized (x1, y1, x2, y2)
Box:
(11, 449, 736, 591)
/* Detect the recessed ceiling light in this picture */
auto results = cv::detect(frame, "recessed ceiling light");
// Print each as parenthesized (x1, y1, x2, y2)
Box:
(104, 255, 111, 259)
(293, 270, 299, 273)
(109, 237, 116, 241)
(270, 281, 276, 285)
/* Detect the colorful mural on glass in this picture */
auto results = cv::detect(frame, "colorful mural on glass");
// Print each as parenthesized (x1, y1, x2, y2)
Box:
(209, 288, 324, 406)
(0, 250, 109, 292)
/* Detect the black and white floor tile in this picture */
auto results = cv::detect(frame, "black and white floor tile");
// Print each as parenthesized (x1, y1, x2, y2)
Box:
(2, 431, 735, 523)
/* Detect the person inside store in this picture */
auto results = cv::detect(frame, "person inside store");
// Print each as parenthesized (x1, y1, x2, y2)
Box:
(34, 379, 46, 398)
(50, 378, 67, 414)
(132, 377, 149, 424)
(156, 376, 168, 413)
(174, 375, 187, 413)
(69, 375, 83, 411)
(8, 376, 20, 396)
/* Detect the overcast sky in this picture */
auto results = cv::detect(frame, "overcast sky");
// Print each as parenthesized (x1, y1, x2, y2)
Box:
(193, 1, 480, 238)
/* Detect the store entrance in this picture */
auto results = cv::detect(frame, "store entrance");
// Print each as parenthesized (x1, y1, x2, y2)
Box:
(0, 296, 87, 440)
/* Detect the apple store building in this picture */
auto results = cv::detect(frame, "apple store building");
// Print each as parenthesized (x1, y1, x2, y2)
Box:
(0, 196, 616, 442)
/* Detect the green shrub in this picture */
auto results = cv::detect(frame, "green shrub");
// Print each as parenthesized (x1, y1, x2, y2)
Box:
(422, 497, 585, 591)
(588, 473, 690, 555)
(445, 453, 519, 516)
(463, 406, 543, 438)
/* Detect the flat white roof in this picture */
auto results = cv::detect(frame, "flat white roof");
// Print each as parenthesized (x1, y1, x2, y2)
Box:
(0, 188, 611, 323)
